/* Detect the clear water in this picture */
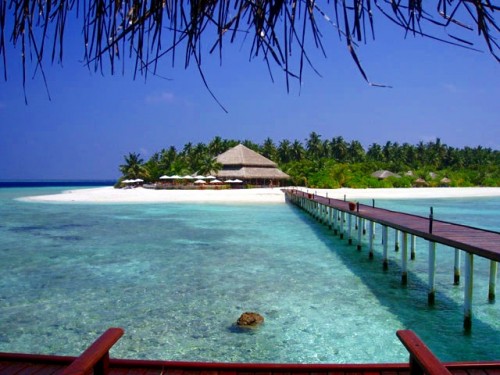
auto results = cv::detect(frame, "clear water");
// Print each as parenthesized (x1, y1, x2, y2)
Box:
(0, 187, 498, 363)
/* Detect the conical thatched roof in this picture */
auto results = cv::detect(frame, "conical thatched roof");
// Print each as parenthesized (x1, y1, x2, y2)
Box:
(215, 144, 289, 180)
(216, 144, 277, 167)
(371, 170, 400, 179)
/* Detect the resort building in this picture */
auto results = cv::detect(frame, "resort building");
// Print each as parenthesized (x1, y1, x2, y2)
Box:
(215, 144, 290, 186)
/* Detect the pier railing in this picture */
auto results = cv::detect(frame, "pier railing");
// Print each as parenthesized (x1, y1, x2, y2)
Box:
(283, 188, 499, 330)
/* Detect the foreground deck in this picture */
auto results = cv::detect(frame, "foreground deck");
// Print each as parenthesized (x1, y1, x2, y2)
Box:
(0, 329, 499, 375)
(2, 356, 500, 375)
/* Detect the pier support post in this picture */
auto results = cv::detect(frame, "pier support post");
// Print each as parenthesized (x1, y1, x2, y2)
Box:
(454, 249, 461, 285)
(333, 209, 338, 234)
(489, 261, 497, 301)
(464, 252, 474, 332)
(340, 211, 345, 239)
(428, 241, 436, 305)
(382, 226, 389, 270)
(410, 235, 416, 260)
(363, 217, 367, 235)
(401, 232, 408, 285)
(348, 213, 353, 245)
(369, 221, 375, 260)
(395, 230, 400, 252)
(357, 218, 363, 251)
(328, 207, 333, 229)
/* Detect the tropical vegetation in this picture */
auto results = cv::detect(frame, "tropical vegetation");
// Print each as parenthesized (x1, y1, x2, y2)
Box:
(118, 134, 499, 188)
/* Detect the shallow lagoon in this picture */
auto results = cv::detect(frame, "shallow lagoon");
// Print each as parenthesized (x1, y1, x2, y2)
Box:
(0, 187, 498, 363)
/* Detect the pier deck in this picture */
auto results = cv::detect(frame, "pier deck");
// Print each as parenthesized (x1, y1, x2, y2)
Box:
(285, 189, 500, 261)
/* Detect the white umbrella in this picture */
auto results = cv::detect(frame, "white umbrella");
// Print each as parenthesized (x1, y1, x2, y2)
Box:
(194, 175, 206, 179)
(134, 179, 144, 183)
(183, 175, 195, 179)
(233, 179, 243, 183)
(159, 175, 170, 180)
(122, 179, 132, 184)
(170, 175, 182, 179)
(210, 179, 222, 184)
(205, 175, 216, 179)
(225, 179, 235, 183)
(194, 179, 206, 184)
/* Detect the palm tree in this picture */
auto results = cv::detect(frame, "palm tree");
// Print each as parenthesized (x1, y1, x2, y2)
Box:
(290, 140, 305, 161)
(306, 132, 323, 160)
(4, 1, 497, 95)
(119, 152, 149, 180)
(277, 139, 292, 164)
(262, 137, 277, 161)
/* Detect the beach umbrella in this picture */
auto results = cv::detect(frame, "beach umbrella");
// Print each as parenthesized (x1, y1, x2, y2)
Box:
(194, 175, 206, 179)
(170, 175, 182, 179)
(122, 179, 132, 184)
(183, 175, 195, 179)
(210, 179, 222, 184)
(194, 179, 206, 184)
(225, 179, 235, 183)
(205, 175, 216, 179)
(159, 175, 170, 180)
(233, 179, 243, 183)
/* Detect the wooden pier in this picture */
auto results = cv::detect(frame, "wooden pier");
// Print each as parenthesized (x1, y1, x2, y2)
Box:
(1, 328, 499, 375)
(283, 189, 499, 330)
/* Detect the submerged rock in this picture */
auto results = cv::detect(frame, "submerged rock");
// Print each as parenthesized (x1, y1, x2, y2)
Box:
(236, 312, 264, 327)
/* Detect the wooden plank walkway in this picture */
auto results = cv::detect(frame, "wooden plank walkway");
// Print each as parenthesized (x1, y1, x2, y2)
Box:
(284, 190, 500, 261)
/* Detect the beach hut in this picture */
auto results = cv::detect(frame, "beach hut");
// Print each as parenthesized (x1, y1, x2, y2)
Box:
(440, 177, 452, 187)
(414, 178, 429, 187)
(371, 170, 401, 179)
(214, 144, 290, 186)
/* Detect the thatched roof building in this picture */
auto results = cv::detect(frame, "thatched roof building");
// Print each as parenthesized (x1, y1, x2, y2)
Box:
(215, 144, 289, 186)
(371, 170, 401, 179)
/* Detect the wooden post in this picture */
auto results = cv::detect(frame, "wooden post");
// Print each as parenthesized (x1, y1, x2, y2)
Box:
(348, 213, 353, 244)
(357, 218, 363, 251)
(454, 249, 461, 285)
(410, 235, 416, 260)
(382, 225, 389, 270)
(428, 241, 436, 305)
(328, 206, 333, 229)
(333, 209, 338, 235)
(340, 211, 345, 239)
(401, 232, 408, 285)
(369, 221, 375, 260)
(395, 229, 400, 251)
(489, 260, 497, 301)
(363, 217, 367, 235)
(464, 252, 474, 332)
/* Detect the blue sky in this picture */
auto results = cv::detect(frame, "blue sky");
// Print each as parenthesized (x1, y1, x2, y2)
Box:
(0, 8, 499, 180)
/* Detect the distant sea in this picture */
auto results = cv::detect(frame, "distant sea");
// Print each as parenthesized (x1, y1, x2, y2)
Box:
(0, 183, 498, 364)
(0, 180, 116, 188)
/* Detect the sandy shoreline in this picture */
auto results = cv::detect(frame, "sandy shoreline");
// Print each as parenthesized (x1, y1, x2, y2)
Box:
(19, 186, 500, 204)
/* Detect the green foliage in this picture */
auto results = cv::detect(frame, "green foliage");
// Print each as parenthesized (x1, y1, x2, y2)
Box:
(117, 135, 500, 187)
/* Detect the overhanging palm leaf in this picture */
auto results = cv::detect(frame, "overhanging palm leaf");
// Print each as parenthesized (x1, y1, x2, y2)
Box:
(1, 1, 498, 92)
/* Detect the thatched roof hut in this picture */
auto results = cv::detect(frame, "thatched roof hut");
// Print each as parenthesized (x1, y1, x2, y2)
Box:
(414, 178, 429, 187)
(371, 170, 401, 179)
(215, 144, 289, 186)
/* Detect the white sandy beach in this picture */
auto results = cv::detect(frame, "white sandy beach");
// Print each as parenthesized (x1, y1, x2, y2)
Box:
(19, 186, 500, 204)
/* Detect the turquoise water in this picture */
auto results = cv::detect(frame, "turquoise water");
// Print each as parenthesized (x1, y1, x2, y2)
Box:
(0, 187, 498, 363)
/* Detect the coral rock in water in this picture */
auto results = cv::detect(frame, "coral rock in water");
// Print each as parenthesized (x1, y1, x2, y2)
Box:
(236, 312, 264, 327)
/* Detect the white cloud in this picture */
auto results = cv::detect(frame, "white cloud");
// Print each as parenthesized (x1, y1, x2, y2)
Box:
(145, 91, 175, 104)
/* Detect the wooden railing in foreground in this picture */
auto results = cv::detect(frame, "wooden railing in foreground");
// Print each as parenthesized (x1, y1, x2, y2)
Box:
(397, 330, 452, 375)
(61, 327, 124, 375)
(53, 328, 475, 375)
